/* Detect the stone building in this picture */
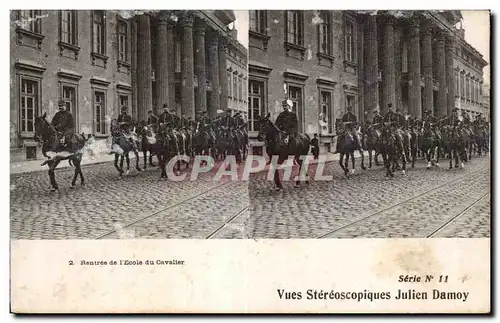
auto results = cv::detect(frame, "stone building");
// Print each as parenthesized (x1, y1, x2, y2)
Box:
(247, 10, 488, 152)
(452, 24, 489, 120)
(10, 10, 246, 161)
(225, 28, 248, 115)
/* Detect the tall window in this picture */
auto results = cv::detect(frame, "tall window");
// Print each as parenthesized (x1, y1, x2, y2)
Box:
(460, 74, 465, 98)
(94, 91, 106, 135)
(92, 10, 106, 55)
(346, 95, 356, 112)
(318, 11, 331, 55)
(227, 70, 232, 98)
(249, 10, 267, 34)
(454, 70, 459, 93)
(344, 19, 355, 62)
(248, 80, 264, 132)
(233, 73, 238, 101)
(288, 85, 303, 132)
(286, 11, 303, 45)
(20, 78, 39, 133)
(119, 94, 129, 111)
(118, 20, 128, 62)
(62, 85, 77, 123)
(238, 76, 243, 101)
(320, 91, 332, 133)
(18, 10, 41, 34)
(60, 10, 77, 45)
(465, 76, 470, 100)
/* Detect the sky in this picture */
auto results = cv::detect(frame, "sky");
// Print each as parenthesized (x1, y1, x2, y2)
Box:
(233, 10, 249, 49)
(461, 10, 490, 86)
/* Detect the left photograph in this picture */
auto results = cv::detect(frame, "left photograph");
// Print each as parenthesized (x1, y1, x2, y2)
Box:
(10, 10, 250, 239)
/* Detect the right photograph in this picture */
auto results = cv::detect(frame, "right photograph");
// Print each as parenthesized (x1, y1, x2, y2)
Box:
(246, 10, 490, 239)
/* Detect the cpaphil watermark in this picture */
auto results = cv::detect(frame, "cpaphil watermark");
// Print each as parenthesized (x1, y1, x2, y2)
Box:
(160, 154, 334, 182)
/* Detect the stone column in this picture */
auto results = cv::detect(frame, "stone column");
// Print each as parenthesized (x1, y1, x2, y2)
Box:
(445, 35, 456, 116)
(136, 14, 153, 121)
(421, 20, 434, 116)
(194, 18, 207, 114)
(207, 30, 220, 118)
(131, 17, 138, 120)
(381, 16, 396, 113)
(167, 20, 176, 111)
(155, 11, 170, 114)
(363, 14, 379, 121)
(394, 21, 403, 114)
(180, 13, 195, 118)
(408, 18, 422, 118)
(435, 30, 447, 117)
(218, 35, 229, 112)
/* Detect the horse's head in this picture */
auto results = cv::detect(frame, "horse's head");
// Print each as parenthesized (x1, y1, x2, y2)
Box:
(256, 113, 274, 142)
(34, 112, 53, 142)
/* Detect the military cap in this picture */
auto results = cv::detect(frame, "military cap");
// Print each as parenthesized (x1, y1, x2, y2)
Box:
(58, 100, 66, 107)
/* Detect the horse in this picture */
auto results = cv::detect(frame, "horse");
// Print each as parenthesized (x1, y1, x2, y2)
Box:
(136, 121, 157, 170)
(378, 123, 398, 177)
(193, 123, 213, 167)
(257, 113, 311, 190)
(34, 113, 88, 192)
(408, 120, 421, 168)
(420, 121, 440, 169)
(360, 123, 382, 169)
(109, 119, 142, 176)
(334, 119, 366, 177)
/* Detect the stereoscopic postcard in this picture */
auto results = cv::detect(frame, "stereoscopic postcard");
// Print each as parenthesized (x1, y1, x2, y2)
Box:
(9, 7, 491, 313)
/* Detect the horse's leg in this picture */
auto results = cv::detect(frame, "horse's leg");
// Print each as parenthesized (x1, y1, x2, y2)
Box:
(119, 155, 125, 175)
(114, 154, 123, 175)
(48, 158, 61, 192)
(143, 148, 147, 170)
(295, 158, 302, 187)
(351, 151, 355, 173)
(134, 150, 141, 172)
(368, 148, 373, 169)
(274, 168, 283, 190)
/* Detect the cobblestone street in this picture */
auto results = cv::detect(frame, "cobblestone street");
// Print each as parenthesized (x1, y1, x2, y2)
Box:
(10, 154, 490, 239)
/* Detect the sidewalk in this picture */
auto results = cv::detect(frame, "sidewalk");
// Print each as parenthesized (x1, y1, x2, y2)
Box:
(10, 150, 363, 175)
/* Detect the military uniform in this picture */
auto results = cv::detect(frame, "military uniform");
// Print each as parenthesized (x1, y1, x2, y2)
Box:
(117, 109, 133, 133)
(51, 100, 75, 146)
(372, 112, 383, 125)
(147, 112, 159, 125)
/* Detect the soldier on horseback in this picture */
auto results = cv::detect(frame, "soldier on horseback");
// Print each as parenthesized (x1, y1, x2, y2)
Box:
(147, 110, 158, 126)
(372, 108, 383, 125)
(51, 100, 75, 149)
(158, 104, 171, 125)
(275, 99, 298, 146)
(423, 109, 435, 125)
(117, 106, 132, 133)
(334, 105, 360, 153)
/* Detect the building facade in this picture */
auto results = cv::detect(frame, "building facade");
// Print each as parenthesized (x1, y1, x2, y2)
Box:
(225, 28, 248, 115)
(247, 10, 488, 151)
(452, 24, 488, 120)
(10, 10, 247, 161)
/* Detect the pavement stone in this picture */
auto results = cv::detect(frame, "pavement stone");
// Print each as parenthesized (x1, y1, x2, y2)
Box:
(10, 153, 491, 239)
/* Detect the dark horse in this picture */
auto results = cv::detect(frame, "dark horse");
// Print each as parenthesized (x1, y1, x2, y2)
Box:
(34, 113, 88, 192)
(136, 121, 157, 170)
(257, 113, 311, 190)
(361, 123, 382, 169)
(335, 119, 366, 176)
(109, 119, 141, 176)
